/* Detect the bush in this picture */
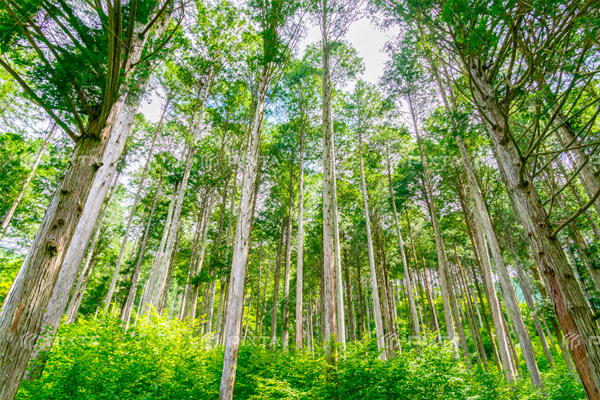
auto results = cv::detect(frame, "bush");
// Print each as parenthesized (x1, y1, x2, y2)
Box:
(18, 315, 584, 400)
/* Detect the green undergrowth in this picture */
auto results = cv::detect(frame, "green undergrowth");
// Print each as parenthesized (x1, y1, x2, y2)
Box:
(17, 315, 585, 400)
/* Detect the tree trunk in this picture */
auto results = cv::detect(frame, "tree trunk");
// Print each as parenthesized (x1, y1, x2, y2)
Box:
(121, 173, 164, 327)
(456, 135, 541, 386)
(282, 159, 294, 350)
(320, 31, 338, 353)
(358, 128, 386, 360)
(255, 243, 263, 337)
(153, 80, 212, 311)
(408, 94, 456, 356)
(468, 59, 600, 398)
(332, 142, 346, 349)
(343, 248, 356, 342)
(219, 66, 269, 400)
(0, 41, 163, 394)
(104, 102, 167, 310)
(270, 218, 286, 345)
(296, 117, 305, 349)
(355, 253, 366, 340)
(142, 181, 178, 313)
(386, 146, 419, 338)
(65, 174, 119, 323)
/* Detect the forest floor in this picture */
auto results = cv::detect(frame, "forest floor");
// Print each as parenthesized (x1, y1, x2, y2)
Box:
(16, 314, 584, 400)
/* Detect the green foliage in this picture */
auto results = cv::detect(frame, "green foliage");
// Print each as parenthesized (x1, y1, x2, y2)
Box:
(17, 315, 583, 400)
(0, 249, 22, 305)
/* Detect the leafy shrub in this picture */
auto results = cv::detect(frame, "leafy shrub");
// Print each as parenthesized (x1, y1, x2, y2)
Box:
(17, 315, 584, 400)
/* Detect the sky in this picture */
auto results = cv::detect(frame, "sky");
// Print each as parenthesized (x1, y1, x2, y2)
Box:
(139, 17, 399, 122)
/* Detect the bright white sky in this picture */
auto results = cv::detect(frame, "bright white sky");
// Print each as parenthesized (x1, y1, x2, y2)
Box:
(139, 17, 399, 122)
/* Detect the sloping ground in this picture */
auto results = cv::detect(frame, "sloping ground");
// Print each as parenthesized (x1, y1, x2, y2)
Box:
(17, 316, 583, 400)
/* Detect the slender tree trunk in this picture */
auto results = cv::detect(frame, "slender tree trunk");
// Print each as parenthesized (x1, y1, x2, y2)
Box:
(343, 248, 356, 342)
(121, 173, 164, 327)
(332, 142, 346, 348)
(105, 103, 168, 310)
(270, 218, 286, 345)
(219, 66, 269, 400)
(358, 128, 386, 360)
(153, 82, 212, 311)
(296, 118, 305, 349)
(159, 228, 180, 315)
(456, 135, 541, 386)
(408, 95, 456, 356)
(512, 247, 555, 367)
(386, 146, 419, 337)
(0, 123, 57, 241)
(355, 253, 366, 340)
(182, 208, 204, 319)
(255, 244, 263, 337)
(282, 160, 294, 350)
(143, 181, 178, 313)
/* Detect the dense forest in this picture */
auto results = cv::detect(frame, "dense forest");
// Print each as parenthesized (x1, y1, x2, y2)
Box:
(0, 0, 599, 399)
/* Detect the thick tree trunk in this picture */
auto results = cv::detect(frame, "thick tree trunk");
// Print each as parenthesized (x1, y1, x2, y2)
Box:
(219, 67, 269, 400)
(358, 128, 386, 360)
(321, 34, 337, 352)
(0, 43, 165, 393)
(468, 59, 600, 398)
(65, 174, 119, 323)
(0, 123, 57, 241)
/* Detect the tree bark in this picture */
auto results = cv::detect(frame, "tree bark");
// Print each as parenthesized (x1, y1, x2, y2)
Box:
(142, 181, 178, 313)
(343, 248, 356, 342)
(270, 218, 286, 345)
(121, 173, 164, 327)
(408, 94, 456, 356)
(219, 66, 269, 399)
(321, 30, 338, 353)
(358, 127, 386, 360)
(282, 161, 294, 350)
(104, 101, 167, 310)
(295, 118, 305, 349)
(456, 135, 541, 386)
(386, 146, 420, 338)
(468, 59, 600, 398)
(65, 173, 119, 323)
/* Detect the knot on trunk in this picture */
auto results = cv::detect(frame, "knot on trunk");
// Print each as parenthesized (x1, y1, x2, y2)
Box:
(45, 241, 60, 257)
